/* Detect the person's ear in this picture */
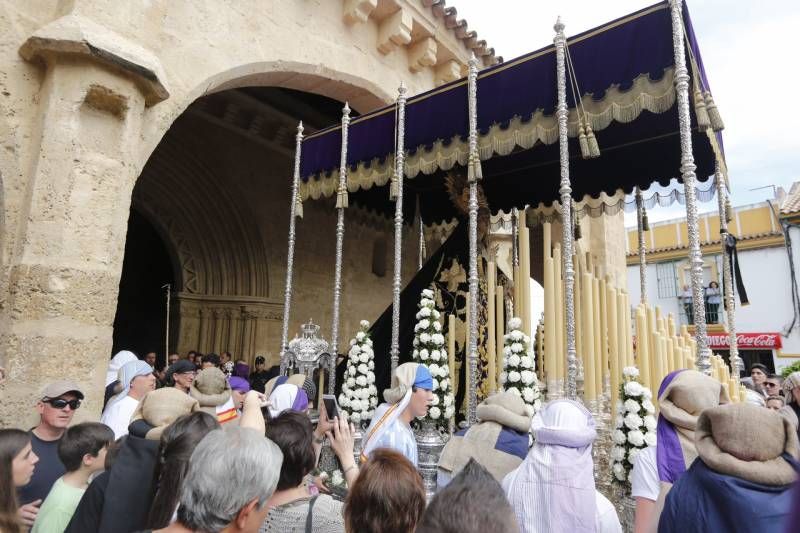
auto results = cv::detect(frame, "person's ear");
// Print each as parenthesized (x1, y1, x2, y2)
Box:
(82, 453, 95, 468)
(234, 497, 260, 529)
(36, 401, 45, 416)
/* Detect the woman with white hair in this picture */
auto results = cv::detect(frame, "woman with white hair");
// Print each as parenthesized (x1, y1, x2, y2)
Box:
(502, 399, 621, 533)
(361, 362, 433, 467)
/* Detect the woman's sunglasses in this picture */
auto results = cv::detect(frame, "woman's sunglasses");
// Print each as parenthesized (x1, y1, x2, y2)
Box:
(45, 398, 82, 410)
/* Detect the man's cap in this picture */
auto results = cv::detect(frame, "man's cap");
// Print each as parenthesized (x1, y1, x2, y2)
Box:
(41, 380, 85, 400)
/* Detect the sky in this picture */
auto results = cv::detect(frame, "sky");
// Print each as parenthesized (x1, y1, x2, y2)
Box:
(452, 0, 800, 226)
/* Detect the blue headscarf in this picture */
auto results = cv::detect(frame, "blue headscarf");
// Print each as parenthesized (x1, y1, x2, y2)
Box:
(413, 364, 433, 390)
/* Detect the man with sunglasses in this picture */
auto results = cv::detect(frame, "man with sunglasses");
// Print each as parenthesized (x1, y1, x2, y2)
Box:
(764, 374, 784, 398)
(17, 380, 85, 526)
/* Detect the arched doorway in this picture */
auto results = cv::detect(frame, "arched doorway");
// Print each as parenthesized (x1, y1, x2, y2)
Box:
(113, 86, 382, 365)
(111, 209, 175, 358)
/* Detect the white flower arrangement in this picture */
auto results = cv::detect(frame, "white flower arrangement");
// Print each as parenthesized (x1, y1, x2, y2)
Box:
(338, 320, 377, 426)
(611, 366, 656, 489)
(501, 316, 542, 414)
(411, 287, 455, 428)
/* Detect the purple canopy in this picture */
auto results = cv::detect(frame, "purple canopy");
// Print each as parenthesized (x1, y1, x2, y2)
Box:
(299, 1, 723, 224)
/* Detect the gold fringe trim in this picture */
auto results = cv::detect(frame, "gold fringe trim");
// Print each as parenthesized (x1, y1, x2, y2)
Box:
(300, 68, 676, 201)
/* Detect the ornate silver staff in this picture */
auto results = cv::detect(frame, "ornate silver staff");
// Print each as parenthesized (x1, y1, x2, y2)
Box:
(280, 122, 305, 373)
(554, 18, 578, 400)
(669, 0, 711, 374)
(636, 187, 648, 305)
(390, 83, 408, 376)
(330, 103, 351, 393)
(716, 163, 743, 378)
(466, 53, 482, 424)
(162, 283, 171, 370)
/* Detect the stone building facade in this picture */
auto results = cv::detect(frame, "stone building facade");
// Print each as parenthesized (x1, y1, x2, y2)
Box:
(0, 0, 625, 423)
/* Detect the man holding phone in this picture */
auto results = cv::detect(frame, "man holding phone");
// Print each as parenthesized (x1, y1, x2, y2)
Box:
(361, 362, 434, 467)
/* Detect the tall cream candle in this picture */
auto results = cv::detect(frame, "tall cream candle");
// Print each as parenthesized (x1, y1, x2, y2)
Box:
(554, 243, 565, 381)
(592, 277, 603, 397)
(636, 308, 651, 389)
(487, 260, 497, 393)
(625, 293, 634, 368)
(599, 278, 609, 390)
(544, 255, 557, 388)
(496, 286, 505, 390)
(582, 272, 596, 401)
(616, 291, 628, 371)
(520, 222, 532, 336)
(655, 335, 667, 395)
(607, 284, 620, 412)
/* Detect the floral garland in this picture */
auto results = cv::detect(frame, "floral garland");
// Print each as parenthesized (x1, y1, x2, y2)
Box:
(500, 317, 542, 413)
(611, 366, 657, 487)
(338, 320, 378, 426)
(411, 288, 455, 428)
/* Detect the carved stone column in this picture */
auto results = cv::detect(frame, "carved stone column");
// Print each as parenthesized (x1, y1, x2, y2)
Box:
(0, 14, 169, 422)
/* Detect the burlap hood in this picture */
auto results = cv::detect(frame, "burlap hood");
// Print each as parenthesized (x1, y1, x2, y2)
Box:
(190, 367, 231, 408)
(476, 390, 532, 433)
(130, 387, 200, 440)
(695, 403, 799, 486)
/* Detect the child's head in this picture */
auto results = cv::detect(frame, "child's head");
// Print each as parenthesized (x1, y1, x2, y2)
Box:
(58, 422, 115, 474)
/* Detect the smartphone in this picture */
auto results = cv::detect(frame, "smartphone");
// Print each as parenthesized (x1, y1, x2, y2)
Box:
(322, 394, 340, 419)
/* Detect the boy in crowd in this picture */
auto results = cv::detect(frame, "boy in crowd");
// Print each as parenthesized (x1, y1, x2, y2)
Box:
(32, 422, 114, 533)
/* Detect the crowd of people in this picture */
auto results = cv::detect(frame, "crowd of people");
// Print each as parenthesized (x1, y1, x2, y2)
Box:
(1, 349, 799, 533)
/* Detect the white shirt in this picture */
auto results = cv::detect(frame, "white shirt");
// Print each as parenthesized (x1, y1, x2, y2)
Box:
(631, 445, 659, 501)
(101, 395, 140, 439)
(596, 491, 623, 533)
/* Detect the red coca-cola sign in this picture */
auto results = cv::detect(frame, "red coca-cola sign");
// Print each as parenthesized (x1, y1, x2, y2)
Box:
(706, 333, 782, 350)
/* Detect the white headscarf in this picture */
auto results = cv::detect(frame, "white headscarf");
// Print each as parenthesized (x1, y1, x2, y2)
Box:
(503, 400, 597, 533)
(103, 359, 153, 413)
(268, 383, 309, 418)
(106, 350, 137, 386)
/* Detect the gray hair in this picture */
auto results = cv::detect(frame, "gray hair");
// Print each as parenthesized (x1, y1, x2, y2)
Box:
(177, 426, 282, 532)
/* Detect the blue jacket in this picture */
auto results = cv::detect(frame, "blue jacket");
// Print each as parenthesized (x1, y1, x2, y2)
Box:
(658, 455, 797, 533)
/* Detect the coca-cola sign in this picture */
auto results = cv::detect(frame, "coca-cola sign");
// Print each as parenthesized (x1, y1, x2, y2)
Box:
(706, 333, 782, 350)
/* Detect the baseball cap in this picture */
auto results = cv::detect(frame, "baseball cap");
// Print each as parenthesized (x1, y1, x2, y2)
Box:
(41, 380, 85, 400)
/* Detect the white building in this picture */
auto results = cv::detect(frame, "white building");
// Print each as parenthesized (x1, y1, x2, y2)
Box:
(625, 187, 800, 374)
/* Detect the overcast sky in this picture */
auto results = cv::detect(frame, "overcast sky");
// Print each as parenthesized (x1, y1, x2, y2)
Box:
(453, 0, 800, 226)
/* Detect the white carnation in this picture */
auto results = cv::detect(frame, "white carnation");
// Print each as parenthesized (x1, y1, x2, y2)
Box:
(612, 429, 627, 445)
(520, 356, 533, 369)
(624, 413, 643, 430)
(511, 330, 524, 341)
(628, 447, 641, 463)
(351, 412, 362, 423)
(431, 378, 439, 391)
(624, 381, 644, 397)
(430, 350, 441, 361)
(422, 289, 434, 298)
(613, 463, 626, 480)
(444, 406, 455, 419)
(366, 372, 375, 384)
(643, 415, 657, 431)
(433, 321, 442, 331)
(503, 346, 512, 357)
(429, 406, 441, 420)
(419, 349, 430, 361)
(370, 397, 378, 407)
(508, 354, 521, 367)
(356, 375, 367, 387)
(368, 361, 375, 370)
(511, 342, 524, 353)
(420, 332, 431, 344)
(508, 317, 523, 330)
(508, 371, 521, 383)
(611, 446, 627, 462)
(521, 370, 534, 385)
(432, 310, 440, 320)
(443, 395, 453, 407)
(349, 345, 361, 357)
(360, 353, 370, 363)
(642, 388, 653, 400)
(429, 364, 440, 377)
(360, 319, 370, 328)
(627, 429, 645, 447)
(419, 307, 432, 318)
(340, 396, 350, 407)
(522, 387, 535, 403)
(644, 432, 657, 447)
(430, 395, 440, 406)
(348, 366, 357, 376)
(356, 331, 366, 341)
(643, 399, 656, 414)
(432, 333, 445, 345)
(357, 363, 368, 374)
(623, 366, 640, 378)
(624, 399, 641, 413)
(347, 377, 356, 388)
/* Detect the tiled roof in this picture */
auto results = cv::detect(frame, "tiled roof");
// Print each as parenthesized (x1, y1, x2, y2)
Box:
(424, 0, 502, 65)
(781, 182, 800, 215)
(625, 230, 783, 257)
